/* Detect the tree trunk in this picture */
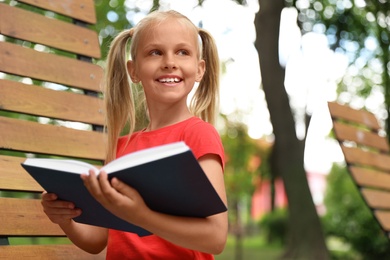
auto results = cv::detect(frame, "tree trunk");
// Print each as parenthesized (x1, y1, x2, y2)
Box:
(232, 199, 243, 260)
(254, 0, 330, 259)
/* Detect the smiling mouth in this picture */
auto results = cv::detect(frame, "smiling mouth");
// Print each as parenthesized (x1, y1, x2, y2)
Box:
(158, 78, 182, 83)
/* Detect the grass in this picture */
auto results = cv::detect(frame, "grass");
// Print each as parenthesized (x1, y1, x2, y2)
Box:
(9, 233, 284, 260)
(215, 234, 363, 260)
(9, 237, 72, 245)
(215, 234, 283, 260)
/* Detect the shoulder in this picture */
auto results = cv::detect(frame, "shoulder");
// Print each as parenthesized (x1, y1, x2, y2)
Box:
(116, 131, 141, 156)
(182, 117, 220, 142)
(183, 117, 219, 135)
(182, 117, 224, 166)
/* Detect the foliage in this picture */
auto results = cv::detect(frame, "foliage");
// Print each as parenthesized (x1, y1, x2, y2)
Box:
(94, 0, 132, 61)
(215, 233, 283, 260)
(322, 163, 390, 259)
(258, 208, 288, 246)
(94, 1, 166, 61)
(293, 0, 390, 136)
(219, 114, 272, 258)
(220, 115, 269, 200)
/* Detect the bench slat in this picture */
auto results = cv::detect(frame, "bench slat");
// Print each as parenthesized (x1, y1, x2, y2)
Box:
(0, 155, 42, 192)
(0, 117, 105, 160)
(361, 188, 390, 210)
(0, 155, 102, 192)
(329, 101, 390, 239)
(341, 146, 390, 173)
(0, 197, 64, 236)
(0, 79, 104, 126)
(0, 197, 107, 258)
(17, 0, 97, 24)
(350, 166, 390, 191)
(0, 4, 100, 59)
(0, 0, 106, 257)
(0, 42, 103, 92)
(375, 210, 390, 231)
(0, 245, 105, 259)
(328, 101, 381, 131)
(333, 121, 389, 152)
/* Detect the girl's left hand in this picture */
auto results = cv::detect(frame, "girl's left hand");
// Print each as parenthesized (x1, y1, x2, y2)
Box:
(81, 169, 149, 226)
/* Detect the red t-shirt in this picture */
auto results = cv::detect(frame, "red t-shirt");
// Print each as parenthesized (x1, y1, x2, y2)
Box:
(106, 117, 225, 260)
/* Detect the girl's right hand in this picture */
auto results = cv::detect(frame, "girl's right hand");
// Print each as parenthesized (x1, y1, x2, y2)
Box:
(41, 191, 82, 225)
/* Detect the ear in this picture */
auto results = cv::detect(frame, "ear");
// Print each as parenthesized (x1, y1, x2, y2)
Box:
(127, 60, 139, 83)
(195, 60, 206, 82)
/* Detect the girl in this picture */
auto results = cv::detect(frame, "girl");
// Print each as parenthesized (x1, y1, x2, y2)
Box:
(41, 9, 227, 259)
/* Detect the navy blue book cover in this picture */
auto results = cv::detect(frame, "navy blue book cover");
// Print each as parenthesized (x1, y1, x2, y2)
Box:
(21, 149, 227, 236)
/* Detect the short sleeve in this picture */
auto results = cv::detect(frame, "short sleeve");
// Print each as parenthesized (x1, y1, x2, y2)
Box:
(182, 120, 225, 171)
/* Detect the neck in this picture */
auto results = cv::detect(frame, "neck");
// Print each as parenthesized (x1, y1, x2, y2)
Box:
(146, 110, 193, 132)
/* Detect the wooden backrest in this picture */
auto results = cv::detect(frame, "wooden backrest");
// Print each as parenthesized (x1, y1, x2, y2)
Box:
(0, 1, 106, 258)
(328, 101, 390, 238)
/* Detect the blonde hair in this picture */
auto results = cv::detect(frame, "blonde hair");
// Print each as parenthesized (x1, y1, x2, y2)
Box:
(103, 10, 220, 163)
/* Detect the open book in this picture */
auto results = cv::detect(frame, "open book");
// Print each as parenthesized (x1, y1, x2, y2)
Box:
(21, 141, 227, 236)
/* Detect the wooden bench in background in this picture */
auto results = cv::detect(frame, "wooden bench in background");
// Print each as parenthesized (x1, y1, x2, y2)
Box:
(328, 101, 390, 239)
(0, 0, 106, 258)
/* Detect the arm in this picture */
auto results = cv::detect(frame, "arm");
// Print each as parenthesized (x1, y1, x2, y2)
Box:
(139, 154, 228, 254)
(82, 154, 228, 254)
(41, 192, 108, 254)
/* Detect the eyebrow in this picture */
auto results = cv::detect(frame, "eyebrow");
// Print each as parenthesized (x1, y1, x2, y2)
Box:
(144, 42, 194, 48)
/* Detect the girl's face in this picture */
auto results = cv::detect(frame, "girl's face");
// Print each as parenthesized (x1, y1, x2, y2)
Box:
(127, 18, 205, 109)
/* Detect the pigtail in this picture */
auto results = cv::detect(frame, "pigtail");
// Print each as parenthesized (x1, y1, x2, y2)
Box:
(103, 11, 220, 163)
(191, 28, 220, 126)
(104, 28, 136, 163)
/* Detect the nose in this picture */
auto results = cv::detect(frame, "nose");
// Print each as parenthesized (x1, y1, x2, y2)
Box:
(162, 54, 177, 70)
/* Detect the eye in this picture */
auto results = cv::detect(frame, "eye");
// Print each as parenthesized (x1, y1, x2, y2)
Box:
(149, 50, 162, 56)
(177, 49, 189, 56)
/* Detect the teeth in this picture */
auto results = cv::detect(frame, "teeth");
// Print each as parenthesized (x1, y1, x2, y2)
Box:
(159, 78, 180, 83)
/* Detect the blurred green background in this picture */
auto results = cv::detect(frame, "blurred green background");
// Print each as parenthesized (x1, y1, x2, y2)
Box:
(2, 0, 390, 259)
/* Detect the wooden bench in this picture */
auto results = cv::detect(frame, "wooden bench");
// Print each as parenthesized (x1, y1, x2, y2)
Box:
(0, 0, 106, 258)
(328, 101, 390, 239)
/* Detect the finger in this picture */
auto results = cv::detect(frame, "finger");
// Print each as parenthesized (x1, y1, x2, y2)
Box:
(41, 191, 74, 209)
(44, 207, 81, 216)
(45, 209, 82, 224)
(111, 177, 138, 198)
(41, 198, 76, 209)
(98, 172, 123, 202)
(42, 192, 57, 201)
(82, 169, 103, 196)
(97, 171, 112, 191)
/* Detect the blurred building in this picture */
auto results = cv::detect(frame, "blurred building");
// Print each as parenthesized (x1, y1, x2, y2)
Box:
(251, 171, 327, 220)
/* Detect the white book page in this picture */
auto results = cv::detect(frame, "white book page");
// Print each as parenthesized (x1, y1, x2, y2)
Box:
(101, 141, 189, 173)
(23, 158, 99, 174)
(23, 141, 189, 175)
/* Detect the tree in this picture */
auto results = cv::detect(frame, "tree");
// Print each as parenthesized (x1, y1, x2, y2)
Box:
(94, 0, 130, 60)
(323, 164, 390, 259)
(254, 0, 390, 258)
(294, 0, 390, 137)
(92, 1, 331, 258)
(221, 114, 267, 260)
(292, 2, 390, 257)
(254, 0, 330, 259)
